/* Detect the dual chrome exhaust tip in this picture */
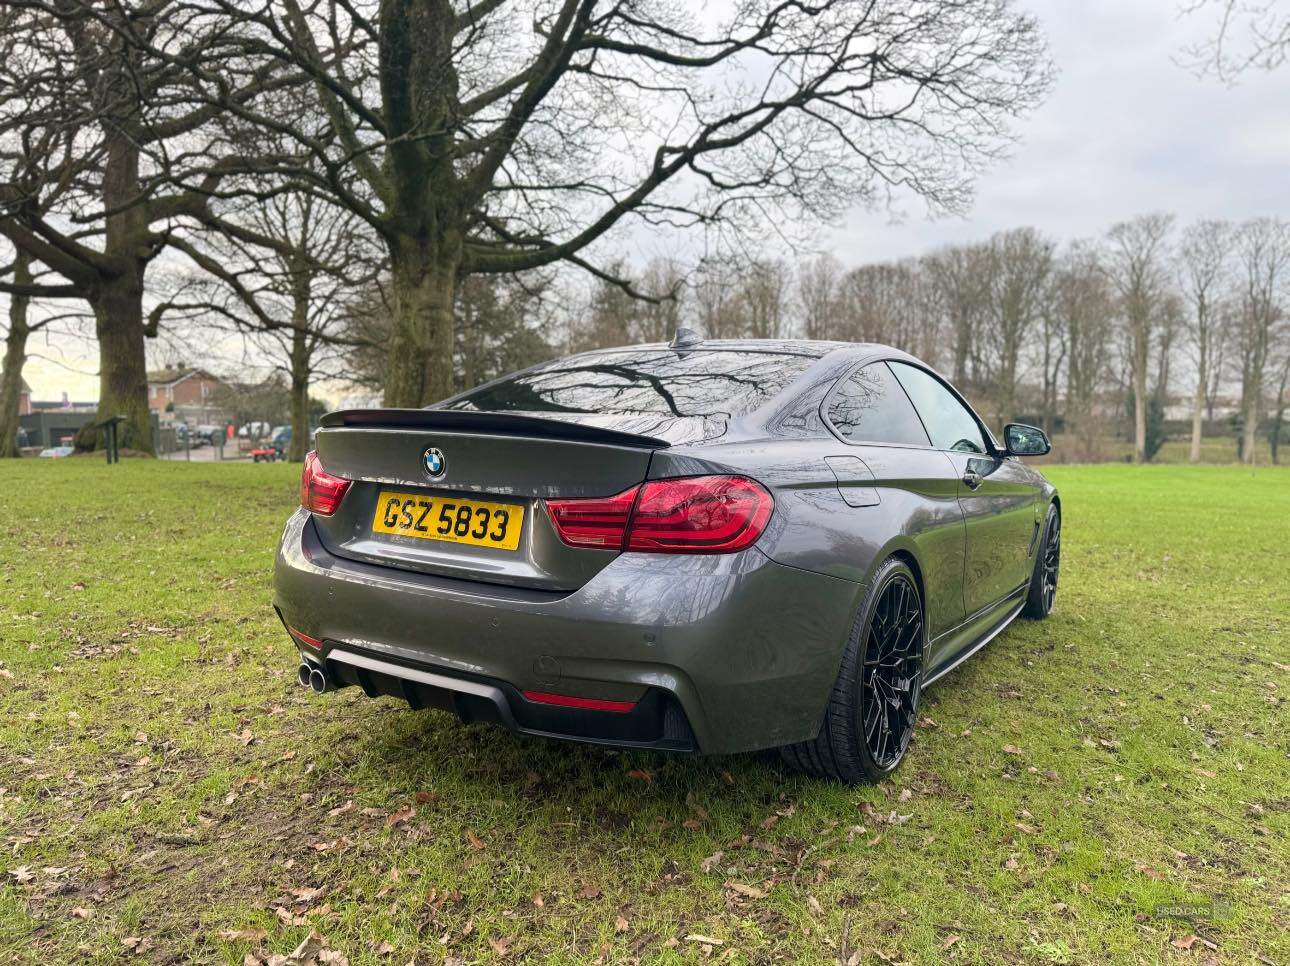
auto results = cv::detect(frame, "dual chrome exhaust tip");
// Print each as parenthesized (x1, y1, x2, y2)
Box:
(297, 659, 332, 694)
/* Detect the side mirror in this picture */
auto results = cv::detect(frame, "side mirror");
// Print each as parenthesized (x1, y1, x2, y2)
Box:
(1003, 423, 1050, 457)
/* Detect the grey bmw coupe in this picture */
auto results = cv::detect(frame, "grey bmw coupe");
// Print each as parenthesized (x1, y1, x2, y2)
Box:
(275, 334, 1060, 783)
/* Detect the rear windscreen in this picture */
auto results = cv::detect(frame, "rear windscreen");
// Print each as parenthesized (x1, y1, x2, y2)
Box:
(442, 349, 819, 444)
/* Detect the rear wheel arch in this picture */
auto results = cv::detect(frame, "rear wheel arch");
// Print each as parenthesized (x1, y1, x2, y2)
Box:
(781, 553, 926, 783)
(888, 548, 926, 615)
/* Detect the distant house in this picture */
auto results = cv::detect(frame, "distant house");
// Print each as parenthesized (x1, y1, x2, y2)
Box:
(19, 377, 32, 415)
(30, 391, 97, 413)
(147, 366, 229, 426)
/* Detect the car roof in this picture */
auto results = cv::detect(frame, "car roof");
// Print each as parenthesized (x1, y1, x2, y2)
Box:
(566, 338, 932, 374)
(573, 338, 875, 360)
(427, 339, 939, 448)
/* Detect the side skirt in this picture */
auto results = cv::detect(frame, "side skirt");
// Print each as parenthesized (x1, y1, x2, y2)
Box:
(922, 597, 1025, 688)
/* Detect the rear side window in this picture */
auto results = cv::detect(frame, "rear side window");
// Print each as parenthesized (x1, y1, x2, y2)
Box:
(826, 363, 930, 446)
(444, 349, 818, 444)
(888, 361, 987, 454)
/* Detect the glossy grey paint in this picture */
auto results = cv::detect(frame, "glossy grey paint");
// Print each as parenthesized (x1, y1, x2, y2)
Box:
(275, 510, 860, 753)
(312, 428, 656, 590)
(274, 340, 1058, 754)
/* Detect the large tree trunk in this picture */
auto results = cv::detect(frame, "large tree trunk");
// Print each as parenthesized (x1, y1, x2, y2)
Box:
(87, 128, 155, 455)
(0, 252, 33, 458)
(288, 320, 311, 463)
(91, 273, 153, 455)
(383, 241, 460, 408)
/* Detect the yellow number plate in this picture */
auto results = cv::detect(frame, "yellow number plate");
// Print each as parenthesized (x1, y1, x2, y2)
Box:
(371, 491, 525, 551)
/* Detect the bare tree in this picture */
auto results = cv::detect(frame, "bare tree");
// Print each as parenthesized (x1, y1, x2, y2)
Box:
(1181, 0, 1290, 78)
(1154, 292, 1184, 403)
(1232, 217, 1290, 463)
(925, 243, 993, 386)
(1035, 265, 1067, 436)
(1105, 213, 1175, 462)
(340, 270, 556, 395)
(632, 258, 686, 344)
(167, 0, 1052, 408)
(694, 257, 747, 341)
(1, 253, 32, 456)
(838, 260, 924, 352)
(1177, 219, 1233, 462)
(798, 254, 844, 341)
(0, 28, 82, 456)
(570, 260, 637, 352)
(162, 188, 378, 461)
(1, 253, 44, 456)
(0, 255, 93, 458)
(983, 227, 1054, 425)
(0, 0, 298, 453)
(1055, 243, 1115, 458)
(456, 273, 558, 390)
(740, 259, 792, 340)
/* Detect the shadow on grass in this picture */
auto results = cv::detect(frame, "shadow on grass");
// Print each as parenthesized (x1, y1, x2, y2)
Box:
(323, 696, 819, 834)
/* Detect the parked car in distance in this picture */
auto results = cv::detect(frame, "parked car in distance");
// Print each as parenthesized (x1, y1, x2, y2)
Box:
(270, 426, 291, 457)
(175, 423, 204, 448)
(39, 446, 75, 459)
(275, 336, 1060, 783)
(270, 426, 316, 458)
(195, 425, 222, 445)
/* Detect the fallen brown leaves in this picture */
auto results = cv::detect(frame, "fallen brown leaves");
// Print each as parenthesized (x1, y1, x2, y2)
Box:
(724, 881, 767, 901)
(385, 806, 415, 828)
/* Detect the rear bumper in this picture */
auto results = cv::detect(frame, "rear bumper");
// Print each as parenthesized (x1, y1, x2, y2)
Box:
(298, 645, 699, 751)
(273, 510, 861, 754)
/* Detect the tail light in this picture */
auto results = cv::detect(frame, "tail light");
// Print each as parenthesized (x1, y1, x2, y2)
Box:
(544, 475, 772, 554)
(626, 476, 773, 552)
(543, 486, 638, 548)
(300, 451, 351, 516)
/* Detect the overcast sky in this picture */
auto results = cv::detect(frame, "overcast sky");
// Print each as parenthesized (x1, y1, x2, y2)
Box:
(18, 0, 1290, 402)
(826, 0, 1290, 261)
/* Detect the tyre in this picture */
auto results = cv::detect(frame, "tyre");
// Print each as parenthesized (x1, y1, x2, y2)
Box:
(781, 556, 924, 784)
(1023, 503, 1060, 619)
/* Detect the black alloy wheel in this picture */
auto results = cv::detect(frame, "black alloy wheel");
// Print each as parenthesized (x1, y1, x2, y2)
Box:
(781, 556, 925, 784)
(862, 573, 923, 769)
(1024, 504, 1060, 619)
(1041, 514, 1060, 610)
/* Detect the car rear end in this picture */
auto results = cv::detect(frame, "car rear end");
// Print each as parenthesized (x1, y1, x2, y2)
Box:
(273, 345, 863, 754)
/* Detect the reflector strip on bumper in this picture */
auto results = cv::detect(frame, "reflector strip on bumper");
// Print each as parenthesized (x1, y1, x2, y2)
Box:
(288, 626, 323, 649)
(522, 690, 637, 713)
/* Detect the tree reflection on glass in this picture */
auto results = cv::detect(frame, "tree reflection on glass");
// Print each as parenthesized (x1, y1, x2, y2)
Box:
(826, 364, 930, 447)
(444, 350, 818, 444)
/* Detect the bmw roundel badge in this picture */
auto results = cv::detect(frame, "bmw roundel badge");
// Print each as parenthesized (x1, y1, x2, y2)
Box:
(422, 446, 447, 480)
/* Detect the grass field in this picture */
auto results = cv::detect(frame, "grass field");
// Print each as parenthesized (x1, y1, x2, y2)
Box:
(0, 460, 1286, 965)
(1037, 435, 1276, 466)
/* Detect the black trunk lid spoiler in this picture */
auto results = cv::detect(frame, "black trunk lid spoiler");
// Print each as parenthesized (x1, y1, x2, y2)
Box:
(319, 408, 670, 450)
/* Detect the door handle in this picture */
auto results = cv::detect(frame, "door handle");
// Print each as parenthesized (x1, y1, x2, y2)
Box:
(962, 471, 983, 490)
